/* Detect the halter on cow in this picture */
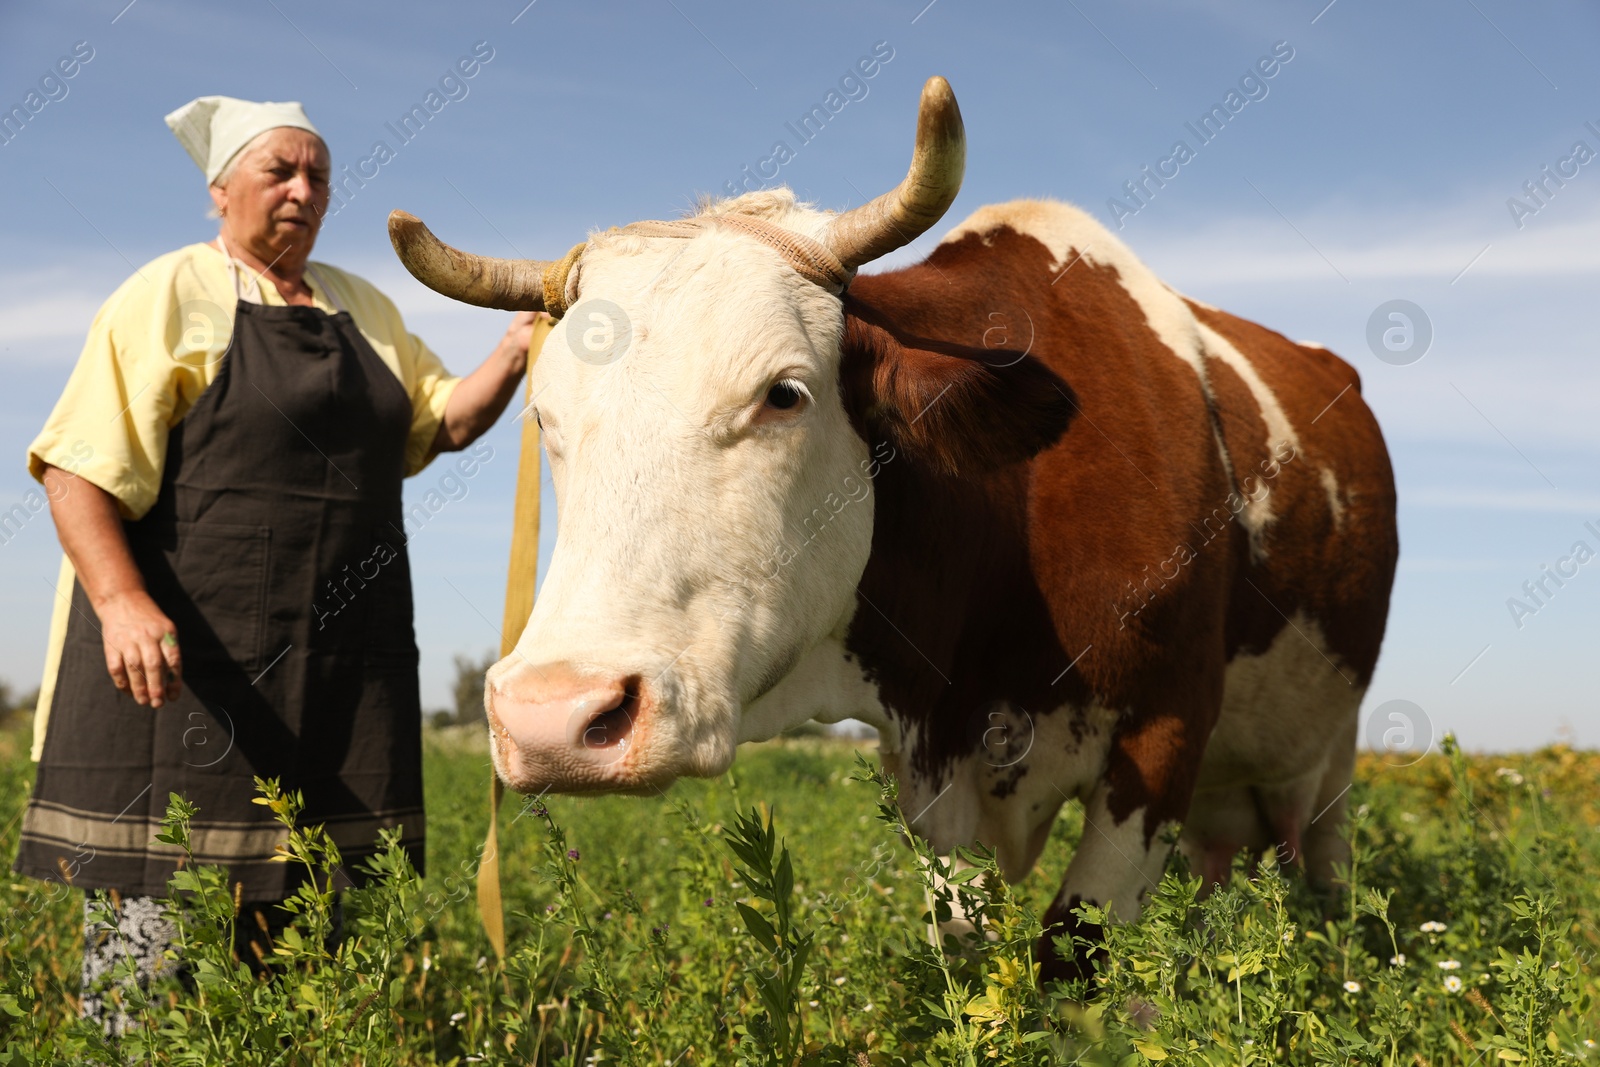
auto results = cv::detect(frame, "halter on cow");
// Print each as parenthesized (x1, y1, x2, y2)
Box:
(389, 76, 1398, 982)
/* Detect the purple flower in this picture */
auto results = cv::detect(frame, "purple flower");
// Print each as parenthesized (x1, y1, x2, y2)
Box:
(567, 849, 580, 861)
(703, 897, 714, 907)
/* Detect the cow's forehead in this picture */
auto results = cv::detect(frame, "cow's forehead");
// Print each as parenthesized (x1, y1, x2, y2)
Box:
(538, 224, 847, 411)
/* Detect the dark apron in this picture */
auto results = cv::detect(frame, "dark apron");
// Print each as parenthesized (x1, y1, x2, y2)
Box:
(16, 266, 426, 898)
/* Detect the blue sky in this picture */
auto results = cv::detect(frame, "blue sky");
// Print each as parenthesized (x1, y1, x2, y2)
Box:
(1, 0, 1595, 750)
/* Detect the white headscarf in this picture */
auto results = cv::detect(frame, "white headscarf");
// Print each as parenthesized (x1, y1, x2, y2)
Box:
(164, 96, 322, 184)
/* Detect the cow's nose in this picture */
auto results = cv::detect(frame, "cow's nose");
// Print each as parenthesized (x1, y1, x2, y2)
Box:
(485, 660, 641, 790)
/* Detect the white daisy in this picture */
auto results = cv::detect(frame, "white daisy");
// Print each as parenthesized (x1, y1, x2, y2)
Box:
(1344, 980, 1362, 993)
(1390, 954, 1407, 967)
(1420, 921, 1447, 933)
(1438, 959, 1462, 970)
(1444, 976, 1463, 993)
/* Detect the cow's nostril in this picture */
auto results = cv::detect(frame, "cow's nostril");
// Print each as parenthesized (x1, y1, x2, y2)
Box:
(581, 680, 639, 751)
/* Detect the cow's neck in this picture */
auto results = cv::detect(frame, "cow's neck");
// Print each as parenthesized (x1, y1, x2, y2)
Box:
(828, 269, 1090, 785)
(737, 619, 892, 744)
(844, 450, 1085, 782)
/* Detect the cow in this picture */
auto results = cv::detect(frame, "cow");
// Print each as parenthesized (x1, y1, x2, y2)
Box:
(388, 76, 1398, 982)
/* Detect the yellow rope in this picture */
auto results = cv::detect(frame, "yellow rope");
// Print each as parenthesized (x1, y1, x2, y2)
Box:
(478, 315, 553, 960)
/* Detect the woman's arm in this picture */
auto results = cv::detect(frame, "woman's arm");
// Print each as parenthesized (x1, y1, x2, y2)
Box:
(431, 311, 546, 453)
(41, 464, 182, 708)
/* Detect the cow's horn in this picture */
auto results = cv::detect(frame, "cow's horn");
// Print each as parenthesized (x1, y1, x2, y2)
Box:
(387, 210, 552, 312)
(824, 75, 966, 270)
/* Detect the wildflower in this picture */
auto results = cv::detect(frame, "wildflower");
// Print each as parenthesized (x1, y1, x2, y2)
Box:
(704, 897, 714, 907)
(602, 911, 613, 921)
(449, 1012, 466, 1026)
(567, 848, 580, 861)
(808, 1000, 819, 1008)
(864, 1003, 875, 1012)
(1420, 921, 1447, 933)
(1495, 767, 1524, 785)
(1438, 959, 1461, 970)
(475, 955, 487, 971)
(1444, 976, 1463, 993)
(422, 955, 432, 972)
(1401, 812, 1419, 823)
(834, 976, 847, 986)
(1584, 1039, 1596, 1049)
(1282, 929, 1295, 943)
(1344, 980, 1362, 993)
(1390, 953, 1407, 966)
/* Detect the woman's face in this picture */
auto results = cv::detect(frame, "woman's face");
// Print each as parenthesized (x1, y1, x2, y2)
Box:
(209, 127, 331, 262)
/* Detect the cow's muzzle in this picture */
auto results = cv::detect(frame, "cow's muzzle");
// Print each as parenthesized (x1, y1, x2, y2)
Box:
(485, 659, 653, 793)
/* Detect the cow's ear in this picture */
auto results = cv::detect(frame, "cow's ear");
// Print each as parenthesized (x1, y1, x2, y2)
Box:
(840, 301, 1077, 478)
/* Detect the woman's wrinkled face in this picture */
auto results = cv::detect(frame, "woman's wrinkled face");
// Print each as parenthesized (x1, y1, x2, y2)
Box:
(208, 127, 330, 260)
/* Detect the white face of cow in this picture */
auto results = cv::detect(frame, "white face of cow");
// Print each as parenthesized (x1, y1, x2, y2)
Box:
(390, 75, 969, 795)
(484, 199, 876, 793)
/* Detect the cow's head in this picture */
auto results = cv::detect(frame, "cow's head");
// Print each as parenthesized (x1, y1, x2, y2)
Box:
(391, 78, 1072, 794)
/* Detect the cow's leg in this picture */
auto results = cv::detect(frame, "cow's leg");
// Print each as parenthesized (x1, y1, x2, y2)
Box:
(933, 852, 987, 948)
(1301, 710, 1358, 885)
(1038, 782, 1173, 985)
(1037, 707, 1215, 988)
(1180, 784, 1264, 892)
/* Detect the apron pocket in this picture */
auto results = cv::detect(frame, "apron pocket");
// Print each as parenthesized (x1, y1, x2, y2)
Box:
(160, 522, 270, 675)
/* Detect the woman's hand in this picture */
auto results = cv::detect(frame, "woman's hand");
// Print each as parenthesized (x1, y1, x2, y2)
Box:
(494, 311, 546, 374)
(433, 311, 553, 453)
(42, 464, 185, 708)
(97, 590, 183, 707)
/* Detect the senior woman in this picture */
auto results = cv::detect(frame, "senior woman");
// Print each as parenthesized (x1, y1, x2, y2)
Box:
(13, 97, 539, 1033)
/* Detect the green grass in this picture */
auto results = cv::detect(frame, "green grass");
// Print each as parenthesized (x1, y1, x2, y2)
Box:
(1, 715, 1597, 1065)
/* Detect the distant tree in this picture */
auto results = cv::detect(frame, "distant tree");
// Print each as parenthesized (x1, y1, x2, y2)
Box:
(452, 651, 497, 725)
(0, 682, 36, 731)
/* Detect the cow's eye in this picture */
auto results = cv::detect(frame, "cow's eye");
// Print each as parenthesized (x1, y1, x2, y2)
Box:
(764, 380, 807, 411)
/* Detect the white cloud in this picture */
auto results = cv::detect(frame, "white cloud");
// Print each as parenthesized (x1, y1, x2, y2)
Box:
(1135, 201, 1600, 286)
(1405, 487, 1600, 515)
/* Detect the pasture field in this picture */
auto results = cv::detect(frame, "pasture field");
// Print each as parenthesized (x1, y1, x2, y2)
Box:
(1, 715, 1597, 1065)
